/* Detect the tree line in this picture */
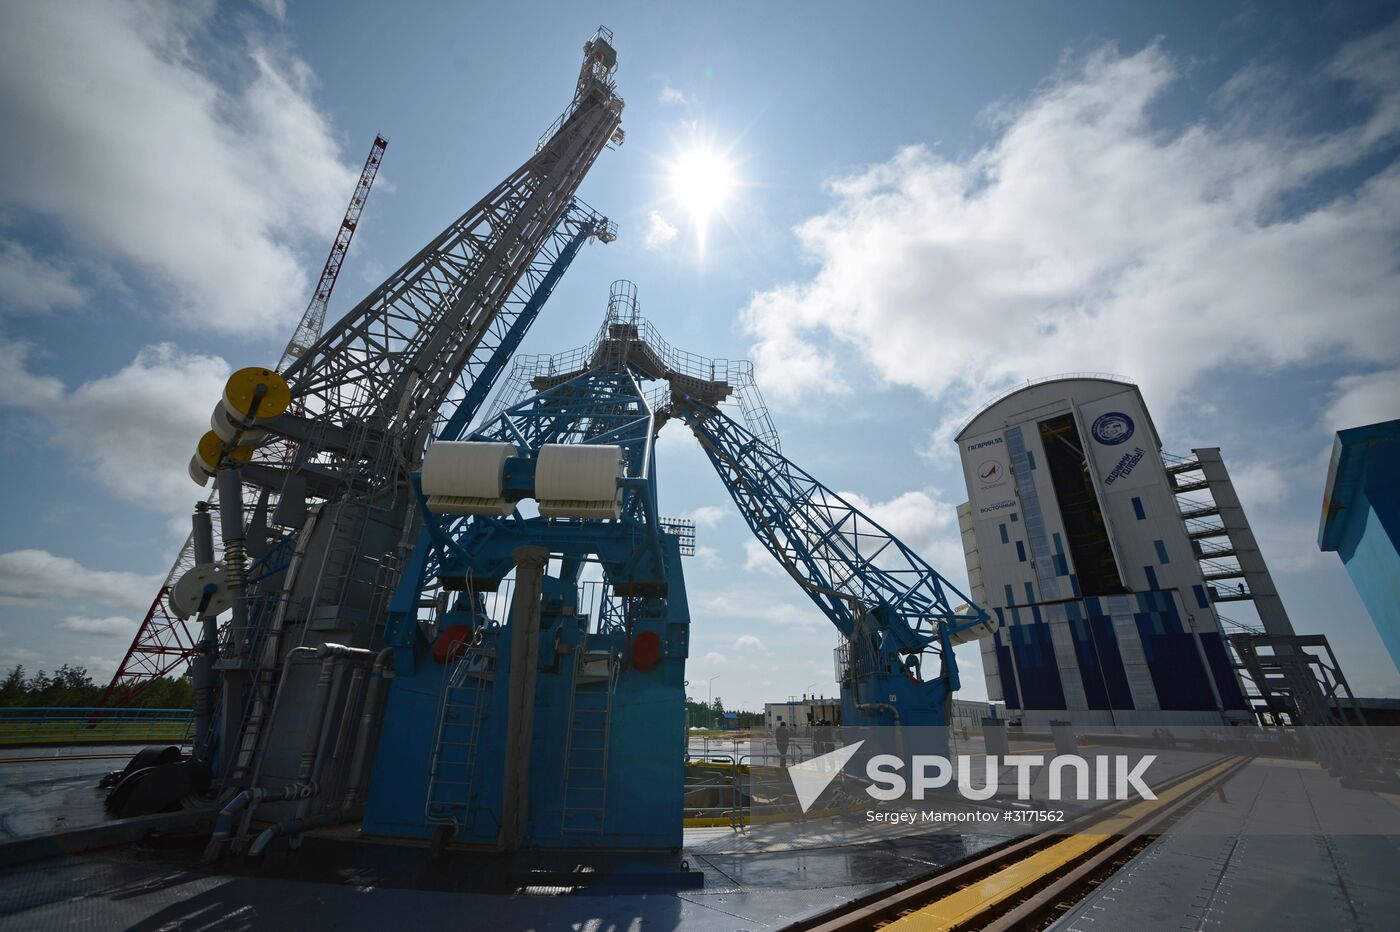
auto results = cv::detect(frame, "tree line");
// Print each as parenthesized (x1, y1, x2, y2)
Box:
(0, 664, 193, 709)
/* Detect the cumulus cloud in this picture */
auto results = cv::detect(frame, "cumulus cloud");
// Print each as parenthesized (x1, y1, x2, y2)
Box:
(0, 241, 87, 313)
(734, 634, 765, 651)
(1324, 369, 1400, 433)
(0, 1, 357, 334)
(57, 615, 139, 638)
(644, 210, 679, 250)
(0, 341, 229, 517)
(0, 549, 160, 611)
(659, 84, 688, 106)
(685, 504, 727, 528)
(742, 28, 1400, 434)
(838, 488, 963, 574)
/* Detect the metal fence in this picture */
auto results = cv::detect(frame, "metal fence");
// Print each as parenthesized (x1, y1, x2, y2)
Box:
(0, 707, 193, 747)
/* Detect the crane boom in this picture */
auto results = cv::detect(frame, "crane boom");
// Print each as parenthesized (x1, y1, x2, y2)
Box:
(98, 132, 389, 708)
(278, 135, 388, 372)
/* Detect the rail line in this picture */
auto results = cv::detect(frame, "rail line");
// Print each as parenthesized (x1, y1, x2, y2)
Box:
(797, 754, 1252, 932)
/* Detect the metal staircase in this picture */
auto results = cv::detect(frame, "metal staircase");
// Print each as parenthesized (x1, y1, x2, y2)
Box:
(425, 639, 496, 831)
(560, 642, 617, 834)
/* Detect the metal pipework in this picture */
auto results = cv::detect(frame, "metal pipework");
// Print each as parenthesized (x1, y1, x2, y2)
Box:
(216, 465, 249, 653)
(229, 504, 324, 781)
(497, 546, 550, 852)
(190, 502, 217, 760)
(342, 647, 394, 810)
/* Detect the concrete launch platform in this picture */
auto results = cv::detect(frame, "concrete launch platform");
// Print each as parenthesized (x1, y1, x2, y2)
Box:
(1, 750, 1398, 930)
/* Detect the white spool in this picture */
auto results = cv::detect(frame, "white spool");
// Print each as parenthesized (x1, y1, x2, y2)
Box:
(211, 400, 268, 445)
(947, 604, 999, 645)
(189, 454, 213, 487)
(170, 562, 231, 619)
(420, 441, 516, 516)
(535, 444, 623, 519)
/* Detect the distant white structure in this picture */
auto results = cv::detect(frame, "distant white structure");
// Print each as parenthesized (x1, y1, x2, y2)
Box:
(764, 696, 841, 731)
(950, 698, 1004, 736)
(955, 376, 1254, 727)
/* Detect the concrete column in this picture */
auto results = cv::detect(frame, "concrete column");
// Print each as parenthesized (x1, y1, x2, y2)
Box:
(1193, 448, 1295, 636)
(191, 503, 216, 761)
(1050, 720, 1076, 756)
(983, 718, 1009, 757)
(497, 546, 550, 853)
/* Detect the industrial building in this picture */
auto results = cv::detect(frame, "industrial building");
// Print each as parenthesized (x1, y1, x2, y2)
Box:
(1320, 418, 1400, 676)
(955, 376, 1258, 727)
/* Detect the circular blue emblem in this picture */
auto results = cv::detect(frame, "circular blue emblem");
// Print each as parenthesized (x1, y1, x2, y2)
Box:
(1091, 412, 1135, 445)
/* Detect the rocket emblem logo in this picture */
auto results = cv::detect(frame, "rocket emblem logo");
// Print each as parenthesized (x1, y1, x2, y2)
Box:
(788, 740, 865, 813)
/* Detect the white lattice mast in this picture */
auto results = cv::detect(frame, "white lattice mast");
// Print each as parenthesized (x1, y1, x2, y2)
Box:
(278, 134, 388, 372)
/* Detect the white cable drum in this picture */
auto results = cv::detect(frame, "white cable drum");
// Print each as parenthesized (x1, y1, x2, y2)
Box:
(170, 562, 231, 619)
(211, 401, 268, 445)
(535, 443, 623, 519)
(421, 441, 515, 515)
(948, 603, 999, 645)
(189, 454, 213, 487)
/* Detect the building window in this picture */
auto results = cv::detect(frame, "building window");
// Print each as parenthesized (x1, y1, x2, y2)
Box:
(1004, 584, 1016, 606)
(1016, 540, 1027, 562)
(1132, 497, 1146, 520)
(999, 523, 1009, 544)
(1144, 565, 1160, 590)
(1154, 539, 1170, 564)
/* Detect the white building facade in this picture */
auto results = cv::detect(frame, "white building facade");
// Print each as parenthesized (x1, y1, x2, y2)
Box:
(955, 377, 1252, 727)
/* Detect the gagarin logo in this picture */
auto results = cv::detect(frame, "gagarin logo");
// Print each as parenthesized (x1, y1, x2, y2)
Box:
(1091, 412, 1135, 445)
(977, 460, 1005, 485)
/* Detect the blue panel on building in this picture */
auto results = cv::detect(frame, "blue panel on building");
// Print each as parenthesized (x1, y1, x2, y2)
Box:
(1080, 600, 1135, 710)
(1320, 419, 1400, 677)
(1000, 523, 1009, 544)
(1016, 540, 1027, 562)
(1132, 496, 1146, 520)
(1200, 632, 1249, 711)
(994, 633, 1021, 710)
(1154, 539, 1170, 564)
(1009, 620, 1066, 711)
(1193, 584, 1210, 609)
(1134, 602, 1217, 711)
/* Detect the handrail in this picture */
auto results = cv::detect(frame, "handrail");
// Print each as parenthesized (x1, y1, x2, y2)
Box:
(0, 706, 194, 747)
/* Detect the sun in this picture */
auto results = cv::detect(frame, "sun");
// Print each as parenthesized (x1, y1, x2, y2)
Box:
(667, 145, 736, 236)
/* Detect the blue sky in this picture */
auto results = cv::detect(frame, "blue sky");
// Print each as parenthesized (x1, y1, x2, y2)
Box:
(1, 0, 1398, 710)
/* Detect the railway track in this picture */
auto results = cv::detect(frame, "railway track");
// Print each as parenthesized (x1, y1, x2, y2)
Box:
(796, 754, 1252, 932)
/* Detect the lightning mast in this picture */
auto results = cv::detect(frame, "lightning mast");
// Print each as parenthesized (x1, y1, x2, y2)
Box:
(279, 135, 387, 372)
(98, 134, 389, 708)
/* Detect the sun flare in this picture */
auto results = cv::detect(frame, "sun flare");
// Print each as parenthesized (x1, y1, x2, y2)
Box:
(668, 145, 736, 226)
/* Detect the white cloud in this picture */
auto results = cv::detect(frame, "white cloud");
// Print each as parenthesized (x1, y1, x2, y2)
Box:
(0, 340, 228, 518)
(734, 634, 765, 652)
(659, 84, 688, 106)
(0, 241, 87, 313)
(644, 210, 679, 250)
(686, 505, 727, 528)
(0, 1, 357, 334)
(57, 615, 139, 638)
(1324, 369, 1400, 433)
(743, 538, 781, 575)
(742, 28, 1400, 432)
(0, 549, 159, 611)
(0, 339, 63, 408)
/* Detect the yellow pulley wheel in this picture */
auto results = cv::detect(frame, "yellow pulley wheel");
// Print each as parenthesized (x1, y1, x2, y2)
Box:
(196, 430, 257, 469)
(222, 367, 291, 421)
